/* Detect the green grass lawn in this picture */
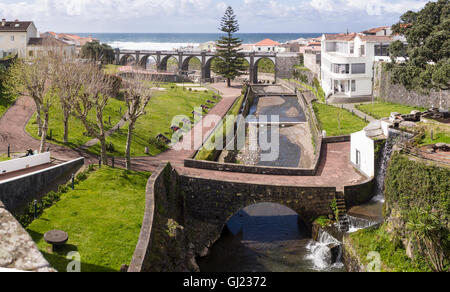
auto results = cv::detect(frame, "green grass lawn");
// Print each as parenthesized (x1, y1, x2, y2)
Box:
(313, 102, 369, 136)
(27, 166, 150, 272)
(0, 90, 16, 118)
(356, 101, 426, 120)
(88, 84, 220, 157)
(417, 122, 450, 146)
(348, 224, 430, 272)
(0, 154, 11, 162)
(26, 95, 125, 149)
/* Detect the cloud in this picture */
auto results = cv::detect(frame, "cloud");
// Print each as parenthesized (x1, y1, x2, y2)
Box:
(309, 0, 428, 16)
(0, 0, 227, 22)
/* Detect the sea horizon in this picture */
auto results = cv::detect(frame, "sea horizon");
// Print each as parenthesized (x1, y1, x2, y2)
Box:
(73, 32, 331, 51)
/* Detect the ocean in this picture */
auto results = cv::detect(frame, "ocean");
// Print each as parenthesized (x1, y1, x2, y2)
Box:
(75, 33, 325, 51)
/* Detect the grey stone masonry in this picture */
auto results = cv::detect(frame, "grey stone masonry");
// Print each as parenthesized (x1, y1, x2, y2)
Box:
(0, 203, 55, 272)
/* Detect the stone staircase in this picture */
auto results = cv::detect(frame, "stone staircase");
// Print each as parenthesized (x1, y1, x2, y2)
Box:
(335, 192, 349, 232)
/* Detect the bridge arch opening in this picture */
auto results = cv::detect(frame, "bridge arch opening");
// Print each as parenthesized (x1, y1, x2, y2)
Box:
(140, 55, 157, 71)
(159, 56, 179, 73)
(197, 202, 311, 272)
(254, 57, 275, 84)
(120, 54, 136, 66)
(181, 56, 202, 72)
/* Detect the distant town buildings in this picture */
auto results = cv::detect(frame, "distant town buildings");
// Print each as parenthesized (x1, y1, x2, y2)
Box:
(320, 26, 398, 100)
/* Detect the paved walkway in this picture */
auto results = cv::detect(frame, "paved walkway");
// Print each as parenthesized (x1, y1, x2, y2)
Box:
(330, 102, 376, 123)
(0, 82, 365, 188)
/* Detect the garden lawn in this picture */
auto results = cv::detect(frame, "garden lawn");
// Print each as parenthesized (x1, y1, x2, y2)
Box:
(0, 154, 11, 162)
(27, 166, 150, 272)
(89, 84, 220, 157)
(313, 102, 368, 136)
(26, 95, 125, 149)
(0, 90, 16, 118)
(356, 101, 426, 120)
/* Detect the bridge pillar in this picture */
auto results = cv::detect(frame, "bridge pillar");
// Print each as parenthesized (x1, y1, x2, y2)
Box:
(201, 52, 207, 82)
(156, 52, 161, 72)
(249, 53, 257, 84)
(115, 48, 120, 66)
(274, 55, 278, 83)
(135, 51, 140, 67)
(178, 52, 184, 75)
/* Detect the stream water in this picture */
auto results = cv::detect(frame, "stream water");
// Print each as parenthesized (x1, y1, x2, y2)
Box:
(197, 203, 345, 272)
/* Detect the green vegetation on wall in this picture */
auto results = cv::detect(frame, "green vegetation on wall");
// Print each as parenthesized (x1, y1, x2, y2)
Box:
(384, 153, 450, 271)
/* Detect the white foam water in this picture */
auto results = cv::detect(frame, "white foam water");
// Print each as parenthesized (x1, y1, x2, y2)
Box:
(306, 230, 343, 271)
(107, 41, 200, 51)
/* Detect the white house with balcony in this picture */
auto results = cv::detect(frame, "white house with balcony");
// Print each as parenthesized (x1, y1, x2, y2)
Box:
(321, 32, 394, 100)
(0, 19, 38, 58)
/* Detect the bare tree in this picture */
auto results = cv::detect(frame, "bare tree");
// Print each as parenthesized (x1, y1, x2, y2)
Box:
(71, 63, 113, 164)
(6, 54, 52, 138)
(123, 74, 154, 170)
(53, 61, 83, 143)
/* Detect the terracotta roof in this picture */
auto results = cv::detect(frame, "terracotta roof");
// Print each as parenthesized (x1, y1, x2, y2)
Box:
(255, 39, 280, 46)
(362, 26, 390, 34)
(0, 20, 33, 32)
(358, 35, 393, 42)
(324, 33, 358, 41)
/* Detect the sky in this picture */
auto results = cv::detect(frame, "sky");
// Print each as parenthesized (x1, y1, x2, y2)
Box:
(0, 0, 430, 33)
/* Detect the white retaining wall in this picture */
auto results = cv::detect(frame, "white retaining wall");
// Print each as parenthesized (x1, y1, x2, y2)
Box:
(0, 152, 51, 175)
(351, 131, 375, 178)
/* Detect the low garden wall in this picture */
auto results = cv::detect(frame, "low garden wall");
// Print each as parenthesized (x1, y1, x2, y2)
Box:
(0, 152, 51, 175)
(0, 157, 84, 214)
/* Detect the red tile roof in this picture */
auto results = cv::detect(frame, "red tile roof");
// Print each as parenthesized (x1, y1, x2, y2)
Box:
(324, 33, 358, 41)
(255, 39, 280, 46)
(362, 26, 390, 34)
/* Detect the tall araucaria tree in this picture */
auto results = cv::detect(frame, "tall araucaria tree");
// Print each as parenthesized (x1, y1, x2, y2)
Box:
(213, 6, 247, 87)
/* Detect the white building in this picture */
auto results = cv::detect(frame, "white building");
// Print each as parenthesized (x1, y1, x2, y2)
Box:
(240, 39, 286, 53)
(0, 19, 38, 58)
(321, 32, 394, 100)
(27, 37, 76, 58)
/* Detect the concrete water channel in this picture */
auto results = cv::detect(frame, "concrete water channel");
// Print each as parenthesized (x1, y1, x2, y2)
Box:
(232, 87, 315, 169)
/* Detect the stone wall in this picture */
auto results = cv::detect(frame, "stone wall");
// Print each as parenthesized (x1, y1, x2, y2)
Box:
(374, 62, 450, 109)
(128, 163, 197, 272)
(276, 54, 302, 80)
(0, 158, 84, 214)
(343, 177, 375, 208)
(0, 201, 55, 272)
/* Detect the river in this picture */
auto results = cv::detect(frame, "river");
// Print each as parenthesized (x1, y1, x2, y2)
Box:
(197, 203, 345, 272)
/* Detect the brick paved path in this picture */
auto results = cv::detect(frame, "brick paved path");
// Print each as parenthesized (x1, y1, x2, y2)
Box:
(0, 82, 365, 188)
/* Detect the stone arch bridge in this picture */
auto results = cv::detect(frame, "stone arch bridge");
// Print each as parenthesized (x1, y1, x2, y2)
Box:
(115, 49, 300, 83)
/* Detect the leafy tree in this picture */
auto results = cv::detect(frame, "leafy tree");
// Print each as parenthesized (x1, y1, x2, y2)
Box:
(389, 0, 450, 93)
(213, 6, 247, 87)
(80, 41, 115, 65)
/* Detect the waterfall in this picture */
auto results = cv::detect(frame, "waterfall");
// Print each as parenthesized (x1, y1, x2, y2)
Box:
(306, 230, 343, 270)
(347, 216, 379, 233)
(373, 128, 415, 203)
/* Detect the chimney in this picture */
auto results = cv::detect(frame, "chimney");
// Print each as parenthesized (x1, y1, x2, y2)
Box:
(2, 19, 6, 27)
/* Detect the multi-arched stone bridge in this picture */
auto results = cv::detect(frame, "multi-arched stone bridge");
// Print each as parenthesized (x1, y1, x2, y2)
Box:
(115, 49, 300, 83)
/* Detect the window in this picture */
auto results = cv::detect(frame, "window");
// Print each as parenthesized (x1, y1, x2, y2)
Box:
(351, 80, 356, 92)
(10, 36, 14, 41)
(351, 63, 366, 74)
(332, 64, 350, 74)
(360, 45, 365, 56)
(350, 43, 354, 54)
(356, 150, 361, 168)
(28, 50, 33, 57)
(375, 44, 390, 56)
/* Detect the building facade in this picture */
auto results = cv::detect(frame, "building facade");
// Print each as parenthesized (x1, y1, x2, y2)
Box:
(0, 19, 38, 58)
(321, 32, 394, 99)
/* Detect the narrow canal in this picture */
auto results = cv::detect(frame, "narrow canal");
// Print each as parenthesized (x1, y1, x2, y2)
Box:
(198, 203, 345, 272)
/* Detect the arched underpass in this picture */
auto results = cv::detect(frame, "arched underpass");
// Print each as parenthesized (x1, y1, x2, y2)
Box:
(197, 202, 320, 272)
